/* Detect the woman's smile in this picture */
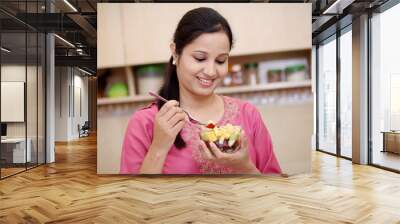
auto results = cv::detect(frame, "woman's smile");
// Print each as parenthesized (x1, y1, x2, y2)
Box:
(196, 76, 216, 88)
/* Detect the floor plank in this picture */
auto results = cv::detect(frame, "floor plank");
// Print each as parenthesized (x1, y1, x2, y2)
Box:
(0, 135, 399, 223)
(373, 151, 400, 171)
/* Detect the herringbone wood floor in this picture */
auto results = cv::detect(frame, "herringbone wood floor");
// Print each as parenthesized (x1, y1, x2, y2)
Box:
(1, 135, 400, 224)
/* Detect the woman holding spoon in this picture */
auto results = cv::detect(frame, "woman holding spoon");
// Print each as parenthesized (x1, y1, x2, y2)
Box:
(120, 7, 281, 175)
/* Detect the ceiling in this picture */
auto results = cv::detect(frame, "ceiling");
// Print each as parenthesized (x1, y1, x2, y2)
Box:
(0, 0, 393, 74)
(310, 0, 390, 44)
(0, 0, 97, 73)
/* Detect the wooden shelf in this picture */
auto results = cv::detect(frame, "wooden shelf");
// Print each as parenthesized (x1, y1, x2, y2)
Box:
(216, 80, 311, 94)
(97, 80, 312, 106)
(97, 95, 153, 105)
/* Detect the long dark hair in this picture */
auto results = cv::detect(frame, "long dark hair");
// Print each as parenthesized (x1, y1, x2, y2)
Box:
(157, 7, 234, 149)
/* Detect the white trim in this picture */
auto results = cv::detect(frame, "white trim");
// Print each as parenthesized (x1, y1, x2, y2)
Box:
(1, 47, 11, 53)
(63, 0, 78, 12)
(54, 34, 75, 48)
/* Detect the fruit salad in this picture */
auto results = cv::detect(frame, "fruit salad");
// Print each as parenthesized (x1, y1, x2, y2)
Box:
(200, 121, 242, 153)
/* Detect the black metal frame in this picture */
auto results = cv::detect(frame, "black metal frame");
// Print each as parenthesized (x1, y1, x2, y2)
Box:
(0, 0, 47, 180)
(25, 2, 28, 171)
(44, 0, 47, 165)
(36, 1, 39, 170)
(336, 21, 341, 159)
(315, 20, 353, 162)
(315, 32, 339, 157)
(367, 10, 373, 166)
(0, 23, 2, 179)
(69, 69, 71, 118)
(72, 67, 75, 118)
(374, 0, 400, 13)
(316, 44, 319, 151)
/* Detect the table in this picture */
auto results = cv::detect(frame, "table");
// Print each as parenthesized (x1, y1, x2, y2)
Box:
(381, 131, 400, 154)
(1, 138, 32, 164)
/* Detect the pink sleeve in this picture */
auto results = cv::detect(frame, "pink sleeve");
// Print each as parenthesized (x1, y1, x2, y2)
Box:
(120, 108, 155, 174)
(247, 104, 282, 174)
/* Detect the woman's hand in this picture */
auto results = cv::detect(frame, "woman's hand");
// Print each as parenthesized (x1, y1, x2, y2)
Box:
(151, 100, 188, 153)
(140, 100, 188, 174)
(199, 130, 260, 174)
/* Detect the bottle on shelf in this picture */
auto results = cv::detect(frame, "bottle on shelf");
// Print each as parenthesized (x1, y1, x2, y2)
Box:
(244, 62, 258, 86)
(222, 70, 233, 87)
(231, 64, 244, 86)
(104, 69, 129, 98)
(135, 64, 165, 95)
(267, 68, 282, 83)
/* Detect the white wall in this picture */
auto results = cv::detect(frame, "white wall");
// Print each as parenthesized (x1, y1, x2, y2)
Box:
(55, 67, 89, 141)
(1, 64, 46, 164)
(1, 65, 26, 81)
(79, 75, 89, 123)
(55, 67, 69, 141)
(1, 82, 25, 122)
(1, 65, 32, 138)
(72, 73, 89, 138)
(257, 103, 313, 175)
(1, 66, 26, 125)
(98, 3, 311, 68)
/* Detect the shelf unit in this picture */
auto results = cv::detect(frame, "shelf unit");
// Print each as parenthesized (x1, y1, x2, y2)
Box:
(97, 80, 312, 106)
(97, 49, 312, 106)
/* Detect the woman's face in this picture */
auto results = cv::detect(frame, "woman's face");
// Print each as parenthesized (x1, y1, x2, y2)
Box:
(173, 31, 230, 97)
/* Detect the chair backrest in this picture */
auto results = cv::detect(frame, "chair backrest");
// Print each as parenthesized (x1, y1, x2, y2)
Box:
(82, 121, 90, 129)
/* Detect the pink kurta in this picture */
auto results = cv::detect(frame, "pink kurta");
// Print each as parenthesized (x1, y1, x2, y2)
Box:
(120, 96, 281, 174)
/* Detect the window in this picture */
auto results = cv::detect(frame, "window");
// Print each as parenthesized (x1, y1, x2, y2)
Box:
(0, 1, 46, 179)
(339, 27, 352, 158)
(318, 36, 337, 155)
(371, 2, 400, 171)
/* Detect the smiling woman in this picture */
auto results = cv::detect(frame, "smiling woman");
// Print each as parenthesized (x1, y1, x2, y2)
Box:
(119, 7, 281, 175)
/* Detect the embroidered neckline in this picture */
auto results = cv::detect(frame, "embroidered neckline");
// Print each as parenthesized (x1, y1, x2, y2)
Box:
(181, 95, 240, 174)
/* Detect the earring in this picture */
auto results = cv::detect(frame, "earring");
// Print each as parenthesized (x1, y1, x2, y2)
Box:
(172, 60, 176, 65)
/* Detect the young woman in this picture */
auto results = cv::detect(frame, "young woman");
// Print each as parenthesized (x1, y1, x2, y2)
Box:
(120, 7, 281, 175)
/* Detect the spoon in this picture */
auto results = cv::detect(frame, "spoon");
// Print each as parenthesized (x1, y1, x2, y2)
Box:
(148, 91, 206, 126)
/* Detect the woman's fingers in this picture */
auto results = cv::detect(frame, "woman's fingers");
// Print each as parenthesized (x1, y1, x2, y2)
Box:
(168, 111, 186, 127)
(208, 142, 224, 159)
(240, 130, 248, 151)
(169, 112, 188, 135)
(163, 106, 181, 121)
(171, 119, 186, 134)
(199, 141, 214, 160)
(158, 100, 179, 116)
